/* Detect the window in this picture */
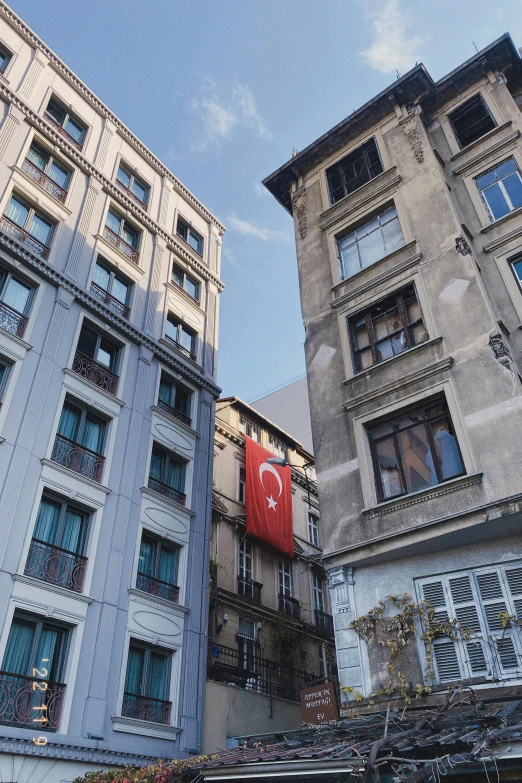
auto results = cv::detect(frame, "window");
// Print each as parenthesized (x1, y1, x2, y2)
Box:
(308, 512, 319, 547)
(476, 158, 522, 222)
(148, 445, 187, 506)
(91, 258, 131, 318)
(25, 495, 89, 592)
(123, 641, 172, 725)
(348, 284, 428, 372)
(52, 398, 107, 482)
(74, 322, 120, 395)
(239, 466, 246, 503)
(0, 612, 69, 730)
(338, 205, 404, 280)
(137, 533, 180, 603)
(319, 646, 334, 679)
(238, 414, 260, 442)
(0, 45, 12, 74)
(0, 266, 34, 337)
(326, 138, 383, 205)
(165, 314, 197, 360)
(171, 263, 200, 302)
(3, 194, 54, 258)
(312, 574, 325, 613)
(176, 217, 203, 255)
(116, 162, 149, 208)
(44, 97, 86, 149)
(417, 563, 522, 683)
(511, 257, 522, 292)
(369, 397, 464, 502)
(23, 141, 71, 202)
(268, 434, 287, 460)
(449, 94, 496, 149)
(239, 538, 253, 581)
(105, 208, 140, 255)
(158, 373, 192, 426)
(279, 560, 292, 597)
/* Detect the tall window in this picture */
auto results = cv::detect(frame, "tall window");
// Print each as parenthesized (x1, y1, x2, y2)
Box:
(308, 512, 319, 547)
(237, 618, 258, 673)
(91, 258, 131, 318)
(165, 314, 197, 360)
(312, 574, 325, 613)
(0, 266, 34, 337)
(238, 538, 253, 581)
(238, 466, 246, 503)
(0, 46, 12, 74)
(105, 208, 140, 251)
(74, 322, 120, 395)
(239, 414, 260, 442)
(158, 373, 192, 426)
(176, 218, 203, 255)
(24, 142, 71, 202)
(476, 158, 522, 222)
(171, 263, 200, 302)
(368, 398, 464, 502)
(279, 560, 292, 597)
(512, 257, 522, 292)
(326, 138, 383, 205)
(45, 97, 86, 149)
(448, 94, 496, 149)
(52, 398, 107, 482)
(149, 445, 187, 505)
(268, 434, 286, 460)
(3, 194, 54, 257)
(137, 533, 180, 603)
(348, 284, 428, 372)
(116, 162, 149, 208)
(338, 206, 404, 280)
(123, 641, 172, 725)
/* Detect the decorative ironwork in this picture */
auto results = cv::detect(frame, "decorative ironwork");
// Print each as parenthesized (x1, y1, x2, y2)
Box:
(164, 335, 196, 361)
(90, 281, 130, 319)
(22, 158, 67, 203)
(148, 476, 186, 506)
(0, 300, 28, 338)
(44, 111, 83, 150)
(314, 609, 334, 635)
(207, 643, 315, 703)
(103, 225, 139, 264)
(72, 350, 119, 395)
(136, 572, 180, 603)
(1, 215, 50, 259)
(157, 398, 191, 427)
(25, 539, 87, 593)
(279, 594, 301, 619)
(51, 434, 105, 483)
(237, 575, 262, 604)
(116, 178, 148, 211)
(121, 692, 171, 725)
(0, 670, 65, 730)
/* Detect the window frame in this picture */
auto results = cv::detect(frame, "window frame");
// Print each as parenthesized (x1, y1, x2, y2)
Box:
(238, 537, 254, 580)
(165, 313, 197, 360)
(2, 611, 70, 683)
(138, 531, 180, 587)
(92, 257, 132, 308)
(0, 265, 35, 316)
(475, 157, 522, 223)
(58, 397, 108, 456)
(158, 372, 192, 423)
(25, 140, 72, 192)
(448, 93, 497, 150)
(510, 256, 522, 293)
(171, 263, 201, 303)
(44, 97, 87, 149)
(4, 193, 55, 249)
(149, 444, 187, 491)
(105, 207, 141, 251)
(268, 433, 287, 460)
(326, 137, 384, 206)
(76, 321, 121, 374)
(238, 414, 260, 442)
(0, 44, 13, 75)
(116, 161, 150, 208)
(312, 573, 325, 613)
(32, 493, 90, 556)
(278, 560, 292, 598)
(238, 465, 246, 504)
(176, 217, 203, 256)
(308, 512, 319, 547)
(337, 205, 404, 281)
(124, 639, 172, 701)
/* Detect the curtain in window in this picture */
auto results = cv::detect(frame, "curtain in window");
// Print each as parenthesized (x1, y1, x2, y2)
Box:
(166, 458, 185, 492)
(158, 546, 179, 586)
(60, 509, 85, 554)
(93, 263, 110, 291)
(138, 539, 154, 576)
(5, 197, 29, 228)
(36, 627, 61, 681)
(2, 277, 32, 314)
(2, 618, 35, 675)
(110, 276, 128, 304)
(159, 380, 172, 406)
(148, 652, 169, 700)
(33, 498, 61, 544)
(124, 646, 144, 695)
(122, 224, 138, 249)
(27, 145, 47, 171)
(28, 213, 52, 246)
(82, 416, 104, 454)
(58, 404, 80, 441)
(106, 210, 121, 236)
(149, 451, 164, 481)
(49, 161, 69, 190)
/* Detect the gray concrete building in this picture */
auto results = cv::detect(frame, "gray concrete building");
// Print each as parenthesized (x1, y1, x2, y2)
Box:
(0, 3, 223, 780)
(251, 377, 313, 453)
(264, 36, 522, 707)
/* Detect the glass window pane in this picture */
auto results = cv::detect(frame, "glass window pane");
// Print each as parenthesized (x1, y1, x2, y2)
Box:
(58, 402, 81, 442)
(382, 215, 404, 254)
(124, 646, 144, 694)
(133, 180, 148, 204)
(372, 314, 389, 341)
(476, 169, 498, 189)
(138, 538, 154, 576)
(27, 144, 48, 170)
(165, 317, 178, 343)
(185, 276, 199, 300)
(166, 457, 185, 491)
(60, 508, 86, 554)
(376, 337, 394, 361)
(483, 183, 509, 220)
(106, 210, 121, 235)
(65, 116, 84, 144)
(179, 325, 194, 353)
(33, 498, 61, 544)
(406, 296, 422, 324)
(2, 277, 32, 314)
(353, 318, 369, 349)
(357, 347, 374, 370)
(188, 231, 202, 254)
(177, 219, 188, 241)
(122, 222, 138, 249)
(46, 100, 65, 125)
(355, 216, 380, 240)
(512, 259, 522, 286)
(495, 159, 517, 178)
(49, 160, 69, 189)
(412, 322, 428, 344)
(340, 243, 360, 278)
(171, 265, 183, 287)
(5, 196, 29, 227)
(431, 419, 463, 479)
(398, 424, 437, 493)
(28, 213, 53, 246)
(503, 172, 522, 211)
(238, 618, 255, 638)
(77, 324, 98, 358)
(93, 263, 110, 291)
(117, 165, 131, 188)
(158, 546, 179, 585)
(110, 276, 129, 304)
(174, 386, 190, 415)
(2, 618, 36, 675)
(96, 343, 113, 369)
(159, 379, 173, 405)
(82, 415, 104, 454)
(147, 651, 169, 700)
(358, 228, 385, 269)
(150, 451, 164, 481)
(375, 438, 402, 499)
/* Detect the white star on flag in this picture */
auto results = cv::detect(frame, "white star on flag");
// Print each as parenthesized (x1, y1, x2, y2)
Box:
(266, 495, 277, 511)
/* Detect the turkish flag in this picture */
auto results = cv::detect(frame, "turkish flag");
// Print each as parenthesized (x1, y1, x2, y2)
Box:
(245, 437, 294, 558)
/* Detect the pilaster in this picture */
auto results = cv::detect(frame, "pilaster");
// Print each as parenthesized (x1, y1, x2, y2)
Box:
(144, 235, 167, 336)
(17, 49, 49, 101)
(64, 175, 103, 280)
(94, 116, 117, 170)
(0, 102, 24, 159)
(327, 565, 364, 698)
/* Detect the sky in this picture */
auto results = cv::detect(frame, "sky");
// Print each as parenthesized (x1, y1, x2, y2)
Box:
(9, 0, 522, 402)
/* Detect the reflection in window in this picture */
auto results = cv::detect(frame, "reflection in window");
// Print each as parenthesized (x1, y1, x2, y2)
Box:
(338, 206, 404, 280)
(326, 138, 383, 205)
(476, 158, 522, 222)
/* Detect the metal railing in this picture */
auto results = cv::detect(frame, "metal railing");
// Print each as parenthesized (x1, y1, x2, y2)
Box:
(164, 335, 196, 361)
(116, 178, 148, 211)
(314, 609, 334, 635)
(157, 398, 192, 427)
(103, 225, 139, 264)
(44, 112, 83, 150)
(121, 692, 171, 725)
(0, 670, 65, 730)
(148, 476, 186, 506)
(90, 281, 130, 319)
(136, 572, 180, 603)
(0, 300, 28, 338)
(237, 575, 262, 604)
(279, 594, 301, 620)
(25, 539, 87, 593)
(207, 642, 315, 703)
(72, 350, 120, 395)
(22, 158, 68, 203)
(1, 215, 50, 259)
(51, 434, 105, 483)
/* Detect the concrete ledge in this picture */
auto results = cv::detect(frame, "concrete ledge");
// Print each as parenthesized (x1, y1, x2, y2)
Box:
(111, 715, 181, 740)
(362, 472, 483, 518)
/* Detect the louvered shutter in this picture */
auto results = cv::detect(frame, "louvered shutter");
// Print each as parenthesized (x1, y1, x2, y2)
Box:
(447, 574, 489, 676)
(419, 579, 463, 683)
(475, 569, 521, 674)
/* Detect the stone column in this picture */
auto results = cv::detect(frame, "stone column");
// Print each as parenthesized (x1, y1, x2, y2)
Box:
(64, 175, 103, 280)
(94, 117, 117, 171)
(327, 565, 364, 701)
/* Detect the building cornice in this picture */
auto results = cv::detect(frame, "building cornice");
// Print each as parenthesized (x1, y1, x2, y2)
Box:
(0, 733, 158, 767)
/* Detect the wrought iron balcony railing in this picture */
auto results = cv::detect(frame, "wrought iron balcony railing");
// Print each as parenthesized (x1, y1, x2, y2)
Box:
(164, 335, 196, 361)
(0, 300, 28, 338)
(116, 178, 148, 211)
(22, 158, 68, 203)
(90, 281, 130, 319)
(148, 476, 186, 506)
(103, 225, 140, 264)
(237, 575, 262, 604)
(72, 350, 120, 395)
(25, 538, 87, 593)
(51, 434, 105, 483)
(1, 215, 50, 259)
(0, 670, 65, 730)
(136, 572, 180, 603)
(207, 642, 315, 703)
(279, 594, 301, 620)
(121, 692, 171, 725)
(314, 609, 334, 635)
(157, 398, 192, 427)
(44, 112, 83, 150)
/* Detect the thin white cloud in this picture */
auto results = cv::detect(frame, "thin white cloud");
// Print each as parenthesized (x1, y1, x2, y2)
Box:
(254, 181, 270, 198)
(228, 214, 291, 242)
(361, 0, 426, 75)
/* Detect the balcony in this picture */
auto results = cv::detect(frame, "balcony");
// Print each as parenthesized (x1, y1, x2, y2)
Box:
(51, 434, 105, 483)
(116, 178, 148, 211)
(314, 609, 334, 636)
(148, 476, 186, 506)
(0, 670, 65, 730)
(164, 335, 196, 361)
(0, 300, 28, 338)
(207, 643, 315, 703)
(157, 398, 192, 427)
(1, 215, 50, 259)
(136, 572, 180, 603)
(121, 692, 171, 725)
(72, 350, 120, 395)
(90, 281, 130, 319)
(25, 539, 87, 593)
(237, 575, 262, 604)
(103, 225, 139, 264)
(279, 594, 300, 620)
(44, 111, 83, 150)
(22, 158, 67, 203)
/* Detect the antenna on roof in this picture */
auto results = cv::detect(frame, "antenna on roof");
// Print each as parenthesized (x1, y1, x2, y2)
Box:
(473, 41, 479, 52)
(396, 69, 401, 79)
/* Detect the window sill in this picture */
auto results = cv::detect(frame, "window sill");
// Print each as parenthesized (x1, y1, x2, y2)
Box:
(480, 204, 522, 234)
(12, 164, 73, 216)
(0, 324, 32, 351)
(319, 166, 399, 228)
(165, 281, 205, 314)
(362, 472, 483, 519)
(343, 337, 443, 386)
(452, 129, 520, 177)
(150, 405, 199, 438)
(12, 572, 94, 603)
(140, 485, 195, 516)
(450, 121, 513, 162)
(158, 338, 202, 371)
(175, 232, 205, 262)
(63, 368, 126, 408)
(111, 714, 181, 740)
(95, 233, 145, 274)
(41, 458, 112, 494)
(128, 587, 189, 615)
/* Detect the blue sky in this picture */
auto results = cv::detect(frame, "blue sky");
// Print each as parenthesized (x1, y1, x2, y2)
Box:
(10, 0, 522, 401)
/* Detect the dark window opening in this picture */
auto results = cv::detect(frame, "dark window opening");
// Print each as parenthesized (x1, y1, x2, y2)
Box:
(326, 138, 383, 205)
(449, 94, 496, 149)
(158, 374, 192, 425)
(176, 218, 203, 255)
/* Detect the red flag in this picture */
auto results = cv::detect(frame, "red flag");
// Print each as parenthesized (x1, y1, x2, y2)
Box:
(245, 437, 294, 558)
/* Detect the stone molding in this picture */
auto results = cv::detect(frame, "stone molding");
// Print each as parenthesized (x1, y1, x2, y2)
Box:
(0, 733, 157, 767)
(63, 368, 126, 407)
(128, 587, 190, 616)
(150, 405, 200, 438)
(140, 486, 196, 517)
(482, 223, 522, 253)
(12, 572, 94, 603)
(451, 123, 517, 174)
(319, 168, 400, 230)
(343, 337, 443, 386)
(40, 458, 112, 494)
(362, 472, 484, 518)
(331, 248, 422, 309)
(111, 714, 182, 739)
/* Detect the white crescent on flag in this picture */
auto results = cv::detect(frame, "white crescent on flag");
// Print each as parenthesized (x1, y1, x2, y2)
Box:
(259, 462, 283, 511)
